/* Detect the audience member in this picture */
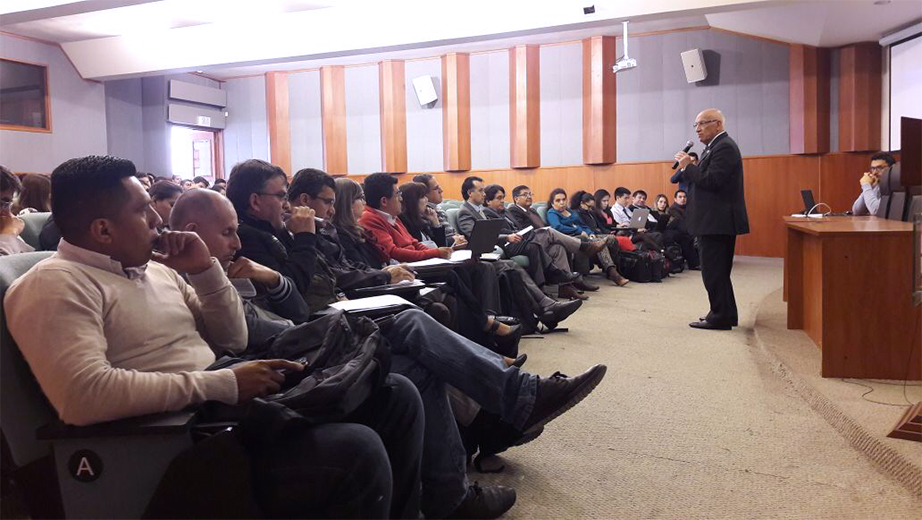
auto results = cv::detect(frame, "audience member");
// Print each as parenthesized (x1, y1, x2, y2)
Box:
(360, 173, 453, 262)
(210, 183, 227, 196)
(12, 173, 51, 215)
(609, 187, 633, 227)
(171, 174, 183, 185)
(0, 166, 35, 256)
(670, 151, 698, 192)
(459, 179, 577, 291)
(193, 176, 211, 189)
(332, 177, 389, 268)
(399, 181, 451, 248)
(547, 188, 627, 286)
(569, 191, 629, 286)
(149, 180, 184, 228)
(653, 193, 700, 269)
(214, 178, 227, 187)
(135, 171, 152, 191)
(593, 189, 616, 229)
(851, 152, 895, 216)
(182, 179, 194, 190)
(412, 173, 457, 238)
(6, 155, 428, 520)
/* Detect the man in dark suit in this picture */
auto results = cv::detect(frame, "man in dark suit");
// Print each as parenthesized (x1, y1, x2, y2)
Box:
(674, 109, 749, 330)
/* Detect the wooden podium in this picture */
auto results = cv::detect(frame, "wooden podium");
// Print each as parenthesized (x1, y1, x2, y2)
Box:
(783, 216, 921, 379)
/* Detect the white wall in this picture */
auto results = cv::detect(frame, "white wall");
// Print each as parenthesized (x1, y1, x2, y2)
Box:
(405, 59, 443, 173)
(1, 34, 107, 173)
(540, 42, 582, 167)
(288, 70, 324, 173)
(344, 65, 381, 174)
(470, 51, 510, 170)
(223, 75, 269, 173)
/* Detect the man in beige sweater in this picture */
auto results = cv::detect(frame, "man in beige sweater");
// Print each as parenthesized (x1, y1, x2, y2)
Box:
(4, 155, 425, 519)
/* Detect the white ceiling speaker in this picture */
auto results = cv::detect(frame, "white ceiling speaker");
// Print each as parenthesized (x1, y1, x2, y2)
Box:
(613, 20, 637, 73)
(412, 75, 438, 107)
(680, 49, 708, 83)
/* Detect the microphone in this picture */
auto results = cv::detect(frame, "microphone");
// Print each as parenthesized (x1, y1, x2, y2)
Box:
(672, 140, 693, 170)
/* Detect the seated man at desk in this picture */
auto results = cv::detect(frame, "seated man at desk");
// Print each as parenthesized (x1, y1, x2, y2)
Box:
(851, 152, 896, 216)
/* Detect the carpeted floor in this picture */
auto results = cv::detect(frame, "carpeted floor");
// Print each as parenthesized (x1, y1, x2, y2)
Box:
(473, 257, 922, 519)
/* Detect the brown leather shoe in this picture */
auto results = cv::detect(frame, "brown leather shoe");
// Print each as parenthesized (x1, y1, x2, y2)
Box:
(606, 267, 629, 286)
(558, 283, 588, 300)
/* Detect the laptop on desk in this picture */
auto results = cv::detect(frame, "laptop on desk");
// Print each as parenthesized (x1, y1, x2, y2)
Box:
(628, 208, 650, 230)
(801, 190, 818, 215)
(468, 219, 506, 259)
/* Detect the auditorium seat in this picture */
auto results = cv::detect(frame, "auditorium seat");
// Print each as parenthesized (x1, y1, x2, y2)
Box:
(536, 205, 549, 224)
(907, 195, 922, 222)
(17, 212, 49, 250)
(446, 208, 461, 234)
(0, 252, 199, 519)
(887, 191, 906, 221)
(876, 194, 890, 218)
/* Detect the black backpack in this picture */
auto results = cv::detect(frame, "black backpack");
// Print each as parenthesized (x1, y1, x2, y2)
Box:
(211, 309, 391, 424)
(617, 250, 665, 283)
(663, 245, 685, 274)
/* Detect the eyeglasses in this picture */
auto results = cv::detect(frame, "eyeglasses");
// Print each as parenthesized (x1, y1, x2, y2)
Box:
(869, 165, 888, 172)
(258, 192, 288, 201)
(516, 192, 534, 198)
(314, 196, 335, 205)
(693, 119, 718, 128)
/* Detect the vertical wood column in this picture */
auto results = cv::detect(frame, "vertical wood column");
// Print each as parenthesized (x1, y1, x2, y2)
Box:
(321, 65, 348, 174)
(379, 60, 408, 173)
(789, 44, 830, 155)
(441, 53, 471, 172)
(582, 36, 617, 165)
(509, 44, 540, 169)
(839, 42, 882, 152)
(265, 72, 292, 176)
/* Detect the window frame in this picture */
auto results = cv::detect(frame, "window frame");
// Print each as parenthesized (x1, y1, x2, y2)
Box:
(0, 57, 52, 133)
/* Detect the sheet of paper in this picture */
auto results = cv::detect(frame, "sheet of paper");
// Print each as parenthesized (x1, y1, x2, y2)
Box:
(479, 252, 501, 261)
(329, 295, 418, 312)
(407, 258, 453, 268)
(515, 225, 534, 237)
(450, 249, 472, 262)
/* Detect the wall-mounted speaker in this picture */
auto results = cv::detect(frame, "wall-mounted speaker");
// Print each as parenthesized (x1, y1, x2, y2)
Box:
(412, 75, 438, 107)
(680, 49, 708, 83)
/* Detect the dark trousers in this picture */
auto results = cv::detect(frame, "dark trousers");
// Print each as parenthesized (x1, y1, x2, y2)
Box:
(252, 374, 424, 519)
(698, 234, 738, 326)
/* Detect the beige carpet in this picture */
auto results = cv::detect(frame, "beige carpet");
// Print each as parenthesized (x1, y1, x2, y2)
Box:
(473, 257, 922, 519)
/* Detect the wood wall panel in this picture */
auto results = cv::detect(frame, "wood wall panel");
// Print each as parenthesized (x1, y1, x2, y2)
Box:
(265, 71, 292, 176)
(789, 44, 830, 155)
(509, 45, 540, 169)
(379, 60, 408, 173)
(582, 36, 617, 165)
(441, 53, 471, 172)
(838, 42, 882, 152)
(321, 65, 348, 174)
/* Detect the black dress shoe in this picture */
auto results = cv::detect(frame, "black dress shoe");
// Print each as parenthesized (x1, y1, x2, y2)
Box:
(689, 320, 731, 330)
(493, 324, 523, 357)
(573, 278, 600, 292)
(558, 284, 589, 301)
(446, 483, 516, 519)
(538, 299, 582, 328)
(546, 269, 580, 286)
(493, 316, 520, 326)
(511, 353, 527, 368)
(520, 364, 607, 434)
(699, 316, 737, 326)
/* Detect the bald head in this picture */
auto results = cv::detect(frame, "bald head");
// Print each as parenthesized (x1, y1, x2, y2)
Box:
(170, 188, 241, 267)
(169, 188, 232, 229)
(694, 108, 726, 145)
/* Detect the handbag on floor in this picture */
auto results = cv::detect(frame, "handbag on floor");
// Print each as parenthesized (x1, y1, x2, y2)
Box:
(617, 250, 665, 283)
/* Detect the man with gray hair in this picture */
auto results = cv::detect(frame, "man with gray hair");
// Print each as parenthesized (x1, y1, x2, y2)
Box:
(674, 108, 749, 330)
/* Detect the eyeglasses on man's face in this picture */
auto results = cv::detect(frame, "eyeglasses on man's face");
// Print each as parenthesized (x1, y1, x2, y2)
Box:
(516, 192, 533, 199)
(693, 120, 718, 129)
(869, 165, 888, 172)
(258, 191, 288, 201)
(314, 196, 335, 206)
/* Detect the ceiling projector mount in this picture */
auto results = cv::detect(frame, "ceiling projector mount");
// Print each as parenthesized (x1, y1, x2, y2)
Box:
(613, 20, 637, 73)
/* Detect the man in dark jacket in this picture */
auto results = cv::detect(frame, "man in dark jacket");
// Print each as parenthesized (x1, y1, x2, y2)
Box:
(674, 108, 750, 330)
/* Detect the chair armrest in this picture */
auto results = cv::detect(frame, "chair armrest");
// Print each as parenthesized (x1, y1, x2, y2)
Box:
(36, 409, 200, 440)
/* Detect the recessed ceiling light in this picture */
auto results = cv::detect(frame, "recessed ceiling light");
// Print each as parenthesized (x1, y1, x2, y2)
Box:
(873, 0, 891, 5)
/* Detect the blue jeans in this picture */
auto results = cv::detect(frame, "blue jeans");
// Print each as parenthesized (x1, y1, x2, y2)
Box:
(385, 309, 538, 518)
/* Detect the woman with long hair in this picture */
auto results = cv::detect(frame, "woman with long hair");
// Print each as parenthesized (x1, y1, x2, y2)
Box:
(13, 174, 51, 215)
(332, 177, 388, 268)
(398, 181, 446, 247)
(547, 188, 628, 286)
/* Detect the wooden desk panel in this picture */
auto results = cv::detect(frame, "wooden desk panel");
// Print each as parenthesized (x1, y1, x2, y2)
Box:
(784, 216, 921, 379)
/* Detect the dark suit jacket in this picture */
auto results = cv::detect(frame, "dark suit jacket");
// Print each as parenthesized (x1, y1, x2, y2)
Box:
(681, 133, 750, 236)
(457, 201, 510, 243)
(505, 204, 546, 231)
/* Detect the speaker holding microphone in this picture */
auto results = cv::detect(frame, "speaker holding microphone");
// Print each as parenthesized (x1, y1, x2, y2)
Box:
(672, 140, 694, 170)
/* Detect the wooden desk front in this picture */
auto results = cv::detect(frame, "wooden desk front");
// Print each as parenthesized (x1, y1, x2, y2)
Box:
(784, 216, 921, 379)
